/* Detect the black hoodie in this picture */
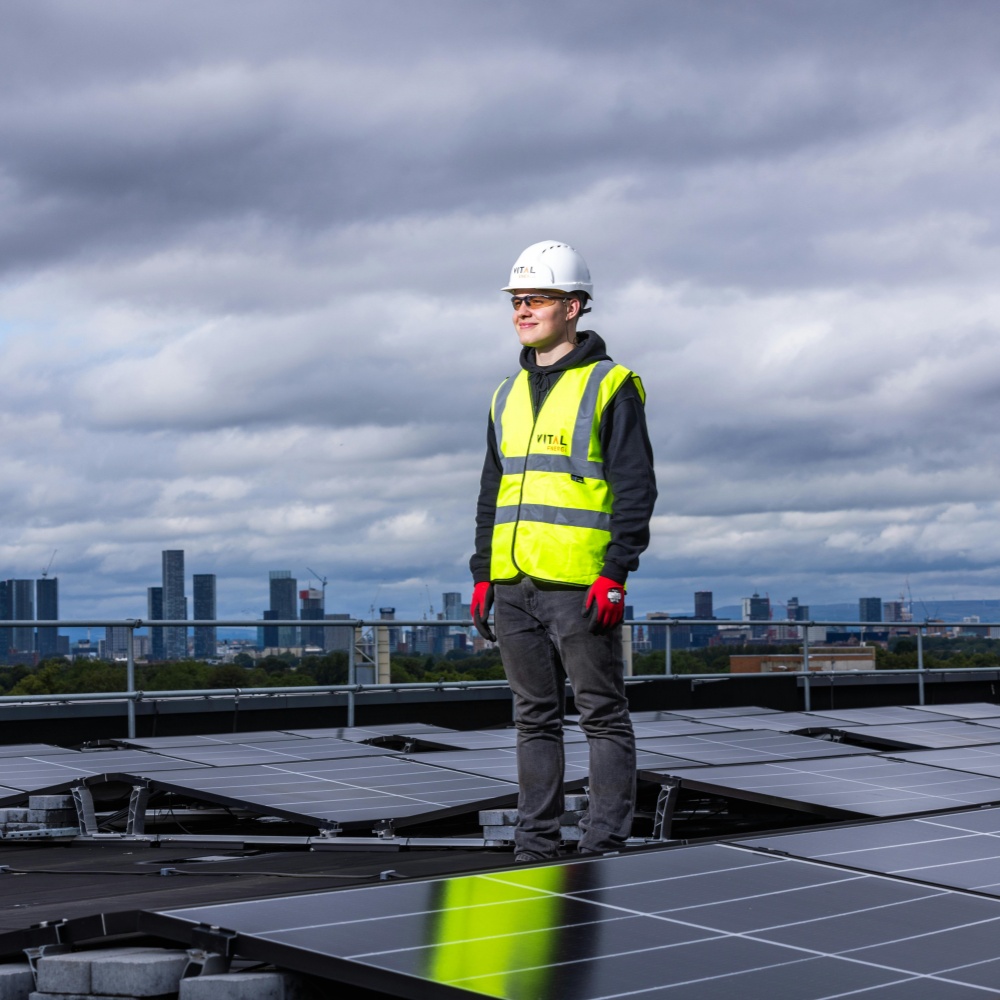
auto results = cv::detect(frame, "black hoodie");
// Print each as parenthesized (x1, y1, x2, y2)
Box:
(470, 330, 657, 586)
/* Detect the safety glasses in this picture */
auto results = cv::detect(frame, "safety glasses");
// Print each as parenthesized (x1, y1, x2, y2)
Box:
(510, 293, 568, 310)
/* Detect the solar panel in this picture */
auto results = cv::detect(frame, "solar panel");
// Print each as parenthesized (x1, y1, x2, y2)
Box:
(150, 738, 391, 767)
(408, 728, 589, 751)
(906, 702, 1000, 720)
(283, 724, 458, 743)
(142, 842, 1000, 998)
(405, 744, 699, 786)
(668, 705, 782, 719)
(0, 751, 204, 793)
(699, 712, 837, 733)
(603, 719, 734, 739)
(807, 707, 954, 726)
(640, 755, 1000, 819)
(143, 756, 518, 829)
(634, 729, 875, 767)
(889, 744, 1000, 780)
(825, 721, 1000, 751)
(739, 807, 1000, 897)
(114, 730, 309, 750)
(0, 744, 77, 757)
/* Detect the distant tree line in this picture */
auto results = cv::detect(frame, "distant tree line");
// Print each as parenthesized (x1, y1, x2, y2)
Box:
(0, 647, 507, 696)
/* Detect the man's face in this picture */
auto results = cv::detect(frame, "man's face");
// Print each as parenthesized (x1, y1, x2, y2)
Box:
(510, 289, 580, 352)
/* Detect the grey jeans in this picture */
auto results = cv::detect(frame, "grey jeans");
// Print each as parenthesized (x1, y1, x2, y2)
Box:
(494, 577, 636, 857)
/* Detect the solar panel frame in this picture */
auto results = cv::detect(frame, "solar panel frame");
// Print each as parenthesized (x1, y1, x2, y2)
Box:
(141, 842, 1000, 998)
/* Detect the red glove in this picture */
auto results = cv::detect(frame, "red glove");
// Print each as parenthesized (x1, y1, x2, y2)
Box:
(583, 576, 625, 634)
(471, 581, 496, 642)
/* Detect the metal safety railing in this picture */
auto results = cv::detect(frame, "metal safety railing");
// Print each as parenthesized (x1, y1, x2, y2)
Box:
(0, 616, 995, 737)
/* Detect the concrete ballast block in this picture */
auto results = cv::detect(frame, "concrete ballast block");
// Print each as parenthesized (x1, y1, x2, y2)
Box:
(0, 963, 33, 1000)
(90, 950, 189, 997)
(35, 948, 161, 994)
(180, 970, 307, 1000)
(27, 796, 74, 810)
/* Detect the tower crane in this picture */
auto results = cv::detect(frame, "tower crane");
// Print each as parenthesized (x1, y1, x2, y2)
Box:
(41, 550, 57, 578)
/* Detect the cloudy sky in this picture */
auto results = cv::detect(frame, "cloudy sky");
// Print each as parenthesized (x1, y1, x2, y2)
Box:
(3, 0, 1000, 622)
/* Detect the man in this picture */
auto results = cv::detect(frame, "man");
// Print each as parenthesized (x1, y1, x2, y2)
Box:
(470, 240, 657, 861)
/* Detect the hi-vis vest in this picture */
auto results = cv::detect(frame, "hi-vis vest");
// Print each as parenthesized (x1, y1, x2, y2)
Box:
(490, 359, 645, 586)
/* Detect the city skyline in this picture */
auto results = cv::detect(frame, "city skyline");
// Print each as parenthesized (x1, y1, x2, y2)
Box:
(3, 4, 1000, 626)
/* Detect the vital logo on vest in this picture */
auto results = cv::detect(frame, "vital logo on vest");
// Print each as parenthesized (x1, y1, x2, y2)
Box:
(535, 432, 568, 452)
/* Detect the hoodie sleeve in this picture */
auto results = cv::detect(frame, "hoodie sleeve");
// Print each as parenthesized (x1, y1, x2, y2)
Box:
(598, 378, 657, 584)
(469, 414, 501, 583)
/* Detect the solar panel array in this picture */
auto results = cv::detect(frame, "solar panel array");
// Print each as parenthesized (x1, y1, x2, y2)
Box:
(5, 704, 1000, 831)
(144, 841, 1000, 998)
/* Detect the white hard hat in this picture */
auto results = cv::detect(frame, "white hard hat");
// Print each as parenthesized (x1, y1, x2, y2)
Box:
(502, 240, 593, 300)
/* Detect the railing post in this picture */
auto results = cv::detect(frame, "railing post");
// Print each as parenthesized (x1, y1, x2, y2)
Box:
(126, 623, 136, 739)
(347, 631, 356, 728)
(917, 626, 926, 705)
(665, 621, 672, 676)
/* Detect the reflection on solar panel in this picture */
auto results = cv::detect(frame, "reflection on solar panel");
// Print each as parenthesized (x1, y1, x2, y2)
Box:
(739, 807, 1000, 898)
(634, 729, 875, 767)
(905, 702, 1000, 720)
(890, 744, 1000, 779)
(641, 755, 1000, 818)
(142, 843, 1000, 998)
(808, 707, 954, 726)
(144, 756, 518, 828)
(150, 738, 391, 767)
(701, 712, 836, 733)
(827, 721, 1000, 750)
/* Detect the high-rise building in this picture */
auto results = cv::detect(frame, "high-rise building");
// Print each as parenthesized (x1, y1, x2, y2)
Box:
(742, 592, 770, 639)
(859, 597, 882, 623)
(694, 591, 713, 619)
(147, 586, 164, 660)
(268, 571, 297, 648)
(0, 581, 11, 663)
(324, 613, 352, 653)
(300, 588, 326, 649)
(10, 580, 34, 654)
(104, 626, 131, 661)
(162, 550, 187, 660)
(193, 574, 217, 660)
(884, 600, 912, 624)
(35, 577, 59, 659)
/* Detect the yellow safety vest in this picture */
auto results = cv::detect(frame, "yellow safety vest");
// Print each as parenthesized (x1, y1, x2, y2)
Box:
(489, 360, 645, 586)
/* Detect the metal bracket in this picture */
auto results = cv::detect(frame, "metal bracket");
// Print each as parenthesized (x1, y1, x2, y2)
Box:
(373, 819, 395, 839)
(126, 785, 149, 836)
(71, 786, 98, 835)
(183, 925, 238, 978)
(24, 939, 72, 987)
(652, 782, 680, 841)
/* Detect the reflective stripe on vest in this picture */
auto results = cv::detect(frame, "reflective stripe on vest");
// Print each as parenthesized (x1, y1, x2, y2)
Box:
(489, 360, 644, 586)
